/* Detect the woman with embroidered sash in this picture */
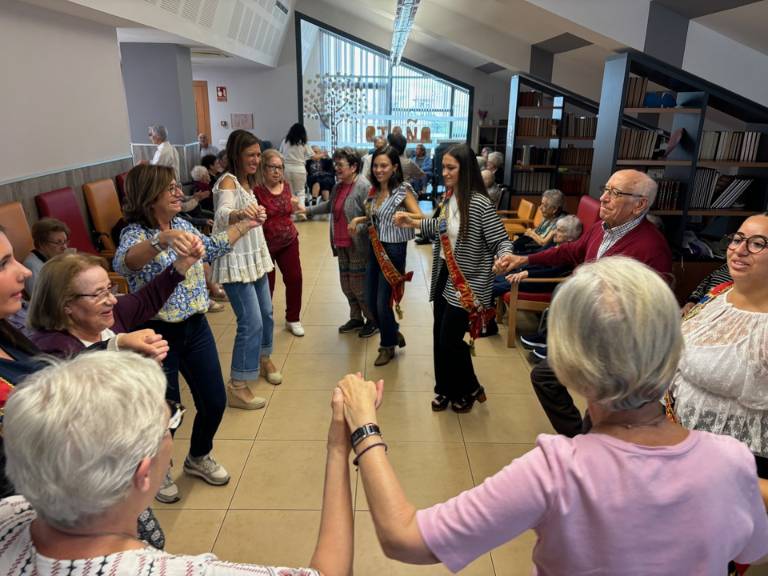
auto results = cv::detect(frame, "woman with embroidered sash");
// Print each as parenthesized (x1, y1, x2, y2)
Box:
(347, 146, 421, 367)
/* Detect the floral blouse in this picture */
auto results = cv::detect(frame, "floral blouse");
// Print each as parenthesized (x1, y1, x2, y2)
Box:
(113, 217, 231, 323)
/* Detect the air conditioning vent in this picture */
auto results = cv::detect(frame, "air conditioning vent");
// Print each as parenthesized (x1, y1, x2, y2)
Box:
(199, 0, 218, 28)
(228, 0, 244, 40)
(182, 0, 201, 21)
(160, 0, 181, 14)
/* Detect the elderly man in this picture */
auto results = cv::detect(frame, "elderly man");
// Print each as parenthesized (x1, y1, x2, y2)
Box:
(496, 169, 672, 437)
(198, 132, 219, 157)
(149, 124, 180, 181)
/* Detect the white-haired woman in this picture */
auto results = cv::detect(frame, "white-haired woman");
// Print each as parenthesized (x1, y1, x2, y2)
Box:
(335, 257, 768, 574)
(0, 351, 353, 575)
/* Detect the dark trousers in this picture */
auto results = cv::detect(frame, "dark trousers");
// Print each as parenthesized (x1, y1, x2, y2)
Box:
(267, 237, 303, 323)
(530, 358, 584, 437)
(366, 241, 407, 348)
(433, 264, 480, 401)
(145, 314, 226, 458)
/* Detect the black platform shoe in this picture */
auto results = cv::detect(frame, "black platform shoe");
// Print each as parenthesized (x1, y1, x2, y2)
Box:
(431, 394, 450, 412)
(451, 386, 487, 413)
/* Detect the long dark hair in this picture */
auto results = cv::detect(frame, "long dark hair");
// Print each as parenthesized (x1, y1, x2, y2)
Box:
(226, 130, 261, 188)
(369, 146, 403, 193)
(284, 123, 307, 146)
(444, 143, 487, 241)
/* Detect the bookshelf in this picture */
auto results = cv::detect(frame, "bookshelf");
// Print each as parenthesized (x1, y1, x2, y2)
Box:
(477, 123, 507, 153)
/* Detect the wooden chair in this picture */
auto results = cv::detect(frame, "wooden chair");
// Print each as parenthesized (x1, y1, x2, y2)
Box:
(498, 198, 536, 237)
(83, 178, 122, 258)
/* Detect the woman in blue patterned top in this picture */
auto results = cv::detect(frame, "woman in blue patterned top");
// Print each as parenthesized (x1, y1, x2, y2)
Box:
(348, 146, 422, 367)
(114, 164, 264, 504)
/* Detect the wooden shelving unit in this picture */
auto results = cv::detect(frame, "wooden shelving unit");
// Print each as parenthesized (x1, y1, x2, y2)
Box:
(616, 159, 692, 167)
(477, 123, 507, 153)
(624, 107, 701, 114)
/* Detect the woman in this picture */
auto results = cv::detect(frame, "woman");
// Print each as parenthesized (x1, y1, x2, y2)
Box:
(513, 188, 567, 254)
(394, 143, 513, 412)
(212, 130, 283, 398)
(671, 213, 768, 478)
(254, 149, 305, 337)
(24, 218, 70, 296)
(0, 227, 167, 547)
(114, 163, 263, 503)
(307, 147, 375, 336)
(279, 122, 313, 215)
(348, 146, 421, 366)
(337, 257, 768, 575)
(1, 351, 353, 576)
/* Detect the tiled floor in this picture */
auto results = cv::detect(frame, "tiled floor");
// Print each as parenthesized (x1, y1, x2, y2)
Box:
(155, 219, 557, 575)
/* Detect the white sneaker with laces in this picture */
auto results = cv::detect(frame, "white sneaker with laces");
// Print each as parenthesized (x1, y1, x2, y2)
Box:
(155, 471, 181, 503)
(183, 453, 230, 486)
(286, 321, 305, 337)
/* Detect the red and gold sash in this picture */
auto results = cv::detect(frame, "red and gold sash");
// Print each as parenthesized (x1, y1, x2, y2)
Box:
(367, 187, 413, 319)
(438, 189, 495, 353)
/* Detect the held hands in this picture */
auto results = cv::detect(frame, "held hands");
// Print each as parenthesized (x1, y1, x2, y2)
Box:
(173, 235, 205, 275)
(393, 211, 415, 228)
(493, 254, 526, 275)
(291, 196, 306, 214)
(347, 217, 364, 236)
(117, 329, 169, 363)
(336, 372, 384, 433)
(505, 270, 529, 284)
(240, 204, 267, 228)
(159, 230, 199, 255)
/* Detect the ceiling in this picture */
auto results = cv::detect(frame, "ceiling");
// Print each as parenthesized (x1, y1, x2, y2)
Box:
(695, 0, 768, 56)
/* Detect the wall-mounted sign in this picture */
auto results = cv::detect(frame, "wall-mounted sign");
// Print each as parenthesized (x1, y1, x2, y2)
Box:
(216, 86, 227, 102)
(231, 113, 254, 130)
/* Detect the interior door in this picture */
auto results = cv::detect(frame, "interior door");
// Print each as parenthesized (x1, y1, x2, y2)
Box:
(192, 80, 211, 143)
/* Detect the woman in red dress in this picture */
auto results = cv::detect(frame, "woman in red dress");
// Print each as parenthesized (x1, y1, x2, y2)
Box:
(254, 149, 306, 336)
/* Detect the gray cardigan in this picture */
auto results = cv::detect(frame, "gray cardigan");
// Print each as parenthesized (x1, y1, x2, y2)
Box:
(308, 174, 371, 256)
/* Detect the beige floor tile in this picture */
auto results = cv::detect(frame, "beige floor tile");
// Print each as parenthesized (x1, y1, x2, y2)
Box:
(289, 324, 366, 355)
(354, 511, 494, 575)
(300, 300, 355, 325)
(213, 509, 321, 567)
(280, 353, 365, 390)
(397, 303, 437, 326)
(465, 443, 535, 485)
(473, 354, 534, 395)
(376, 391, 463, 442)
(306, 283, 350, 304)
(154, 438, 252, 510)
(472, 332, 521, 357)
(258, 390, 336, 440)
(490, 530, 537, 576)
(393, 325, 434, 356)
(153, 509, 225, 555)
(365, 352, 435, 391)
(459, 395, 554, 443)
(314, 267, 346, 285)
(356, 442, 473, 511)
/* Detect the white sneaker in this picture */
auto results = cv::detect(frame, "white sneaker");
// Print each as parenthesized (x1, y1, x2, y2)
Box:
(286, 321, 305, 337)
(155, 471, 181, 503)
(183, 453, 230, 486)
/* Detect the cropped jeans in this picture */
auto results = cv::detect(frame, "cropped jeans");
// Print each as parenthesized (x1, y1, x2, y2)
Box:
(223, 275, 274, 381)
(366, 241, 407, 349)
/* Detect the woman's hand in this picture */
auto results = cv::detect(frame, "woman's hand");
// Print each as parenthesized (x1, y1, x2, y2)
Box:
(393, 211, 416, 228)
(681, 302, 695, 317)
(347, 217, 364, 235)
(337, 372, 384, 432)
(493, 254, 527, 275)
(291, 196, 306, 214)
(157, 230, 196, 253)
(116, 329, 169, 363)
(173, 236, 205, 275)
(193, 189, 211, 201)
(505, 270, 529, 284)
(327, 387, 351, 455)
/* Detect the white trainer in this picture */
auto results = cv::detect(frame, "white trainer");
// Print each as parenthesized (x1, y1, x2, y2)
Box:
(183, 453, 230, 486)
(155, 471, 181, 503)
(286, 321, 305, 337)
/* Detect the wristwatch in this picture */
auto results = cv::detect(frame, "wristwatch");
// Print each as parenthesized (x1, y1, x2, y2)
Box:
(149, 233, 163, 252)
(350, 423, 381, 448)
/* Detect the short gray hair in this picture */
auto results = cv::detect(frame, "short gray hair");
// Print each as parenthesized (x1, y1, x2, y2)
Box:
(487, 151, 504, 170)
(547, 257, 682, 411)
(542, 188, 565, 209)
(149, 124, 168, 141)
(4, 351, 168, 528)
(190, 165, 208, 181)
(555, 215, 582, 241)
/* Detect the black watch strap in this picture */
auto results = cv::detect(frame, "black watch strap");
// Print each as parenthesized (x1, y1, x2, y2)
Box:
(350, 423, 381, 447)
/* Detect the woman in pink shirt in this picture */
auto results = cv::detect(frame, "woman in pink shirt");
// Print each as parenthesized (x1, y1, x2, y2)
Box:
(337, 256, 768, 575)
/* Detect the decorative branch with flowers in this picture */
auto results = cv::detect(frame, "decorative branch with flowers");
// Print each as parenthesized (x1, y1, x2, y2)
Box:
(303, 73, 366, 150)
(477, 109, 489, 126)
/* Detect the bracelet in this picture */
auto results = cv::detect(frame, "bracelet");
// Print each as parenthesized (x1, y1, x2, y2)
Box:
(235, 222, 247, 236)
(350, 423, 381, 448)
(352, 441, 387, 466)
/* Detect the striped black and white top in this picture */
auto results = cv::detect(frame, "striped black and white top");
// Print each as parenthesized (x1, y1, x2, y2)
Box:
(421, 192, 513, 308)
(368, 182, 417, 243)
(688, 262, 731, 303)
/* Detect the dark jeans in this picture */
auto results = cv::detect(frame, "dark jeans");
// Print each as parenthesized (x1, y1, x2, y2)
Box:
(145, 314, 226, 458)
(433, 264, 480, 401)
(366, 241, 407, 348)
(530, 358, 584, 437)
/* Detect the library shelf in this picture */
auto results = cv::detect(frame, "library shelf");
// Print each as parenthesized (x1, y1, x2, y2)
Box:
(615, 159, 692, 167)
(623, 107, 702, 114)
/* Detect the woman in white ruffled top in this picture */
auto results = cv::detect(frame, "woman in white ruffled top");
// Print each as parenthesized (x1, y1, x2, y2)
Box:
(672, 212, 768, 478)
(212, 130, 283, 410)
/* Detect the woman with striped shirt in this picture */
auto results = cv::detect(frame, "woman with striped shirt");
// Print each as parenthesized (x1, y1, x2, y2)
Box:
(348, 146, 421, 366)
(395, 144, 513, 412)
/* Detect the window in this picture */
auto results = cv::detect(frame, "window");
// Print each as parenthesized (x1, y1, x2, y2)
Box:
(297, 14, 472, 151)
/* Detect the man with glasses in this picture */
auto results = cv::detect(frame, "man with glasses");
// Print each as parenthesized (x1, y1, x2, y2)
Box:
(495, 169, 672, 436)
(24, 218, 70, 296)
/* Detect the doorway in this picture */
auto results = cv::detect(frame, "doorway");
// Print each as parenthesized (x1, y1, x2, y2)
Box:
(192, 80, 211, 144)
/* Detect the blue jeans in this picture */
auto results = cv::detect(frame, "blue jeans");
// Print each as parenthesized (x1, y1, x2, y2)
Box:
(223, 275, 274, 381)
(366, 241, 407, 348)
(146, 314, 226, 458)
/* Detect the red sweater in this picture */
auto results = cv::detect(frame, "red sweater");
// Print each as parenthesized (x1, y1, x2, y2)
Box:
(527, 219, 672, 281)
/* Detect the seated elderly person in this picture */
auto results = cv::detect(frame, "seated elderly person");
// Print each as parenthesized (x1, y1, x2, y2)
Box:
(0, 351, 353, 575)
(23, 218, 70, 296)
(335, 257, 768, 574)
(482, 169, 501, 208)
(306, 146, 335, 204)
(411, 144, 432, 195)
(487, 150, 504, 184)
(512, 188, 567, 254)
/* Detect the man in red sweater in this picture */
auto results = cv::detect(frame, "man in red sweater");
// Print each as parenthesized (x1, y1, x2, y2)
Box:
(496, 169, 672, 436)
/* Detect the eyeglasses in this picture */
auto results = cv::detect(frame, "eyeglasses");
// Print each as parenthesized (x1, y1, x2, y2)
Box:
(333, 162, 350, 169)
(45, 238, 69, 247)
(166, 183, 183, 195)
(726, 232, 768, 254)
(73, 283, 118, 303)
(601, 186, 646, 200)
(166, 400, 186, 432)
(265, 164, 284, 171)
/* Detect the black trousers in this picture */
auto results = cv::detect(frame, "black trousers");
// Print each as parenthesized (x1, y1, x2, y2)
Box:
(433, 264, 480, 401)
(530, 358, 585, 437)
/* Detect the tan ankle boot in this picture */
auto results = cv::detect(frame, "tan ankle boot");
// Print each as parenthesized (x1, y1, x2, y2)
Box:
(226, 380, 266, 410)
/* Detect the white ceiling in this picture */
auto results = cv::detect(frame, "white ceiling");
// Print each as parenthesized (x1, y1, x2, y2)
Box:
(695, 0, 768, 56)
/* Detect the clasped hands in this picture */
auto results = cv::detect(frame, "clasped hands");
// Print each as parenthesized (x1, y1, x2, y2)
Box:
(492, 253, 527, 275)
(239, 204, 268, 227)
(327, 372, 384, 452)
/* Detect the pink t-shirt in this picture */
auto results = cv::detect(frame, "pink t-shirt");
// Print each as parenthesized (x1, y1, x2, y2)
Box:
(417, 431, 768, 575)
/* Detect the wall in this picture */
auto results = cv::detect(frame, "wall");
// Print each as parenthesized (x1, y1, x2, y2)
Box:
(0, 0, 131, 184)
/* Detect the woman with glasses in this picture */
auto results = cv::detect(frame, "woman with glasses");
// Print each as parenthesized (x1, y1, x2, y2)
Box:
(254, 149, 306, 337)
(670, 212, 768, 479)
(114, 163, 264, 504)
(0, 351, 354, 576)
(23, 218, 70, 296)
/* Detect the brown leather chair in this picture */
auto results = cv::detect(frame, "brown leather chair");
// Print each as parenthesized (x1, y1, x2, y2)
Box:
(0, 202, 33, 263)
(498, 198, 536, 237)
(83, 179, 122, 258)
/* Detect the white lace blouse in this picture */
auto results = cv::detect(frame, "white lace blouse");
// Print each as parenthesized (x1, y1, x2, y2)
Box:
(672, 288, 768, 457)
(211, 173, 274, 284)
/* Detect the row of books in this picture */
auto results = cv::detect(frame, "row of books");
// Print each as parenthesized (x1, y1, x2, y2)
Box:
(623, 76, 649, 108)
(511, 146, 594, 167)
(511, 172, 552, 193)
(559, 173, 590, 195)
(653, 179, 682, 210)
(560, 146, 593, 166)
(690, 169, 753, 209)
(516, 117, 559, 138)
(697, 131, 762, 162)
(618, 127, 661, 160)
(563, 114, 597, 138)
(518, 91, 545, 107)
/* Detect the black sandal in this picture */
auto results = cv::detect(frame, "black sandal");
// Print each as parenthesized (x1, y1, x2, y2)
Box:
(451, 386, 487, 413)
(431, 394, 450, 412)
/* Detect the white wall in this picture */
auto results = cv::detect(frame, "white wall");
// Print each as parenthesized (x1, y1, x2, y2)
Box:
(0, 0, 131, 183)
(552, 49, 605, 102)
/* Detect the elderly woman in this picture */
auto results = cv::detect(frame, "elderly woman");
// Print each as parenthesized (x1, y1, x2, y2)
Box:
(307, 147, 375, 335)
(671, 213, 768, 479)
(513, 188, 567, 253)
(337, 257, 768, 574)
(114, 163, 263, 503)
(23, 218, 70, 296)
(0, 351, 353, 576)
